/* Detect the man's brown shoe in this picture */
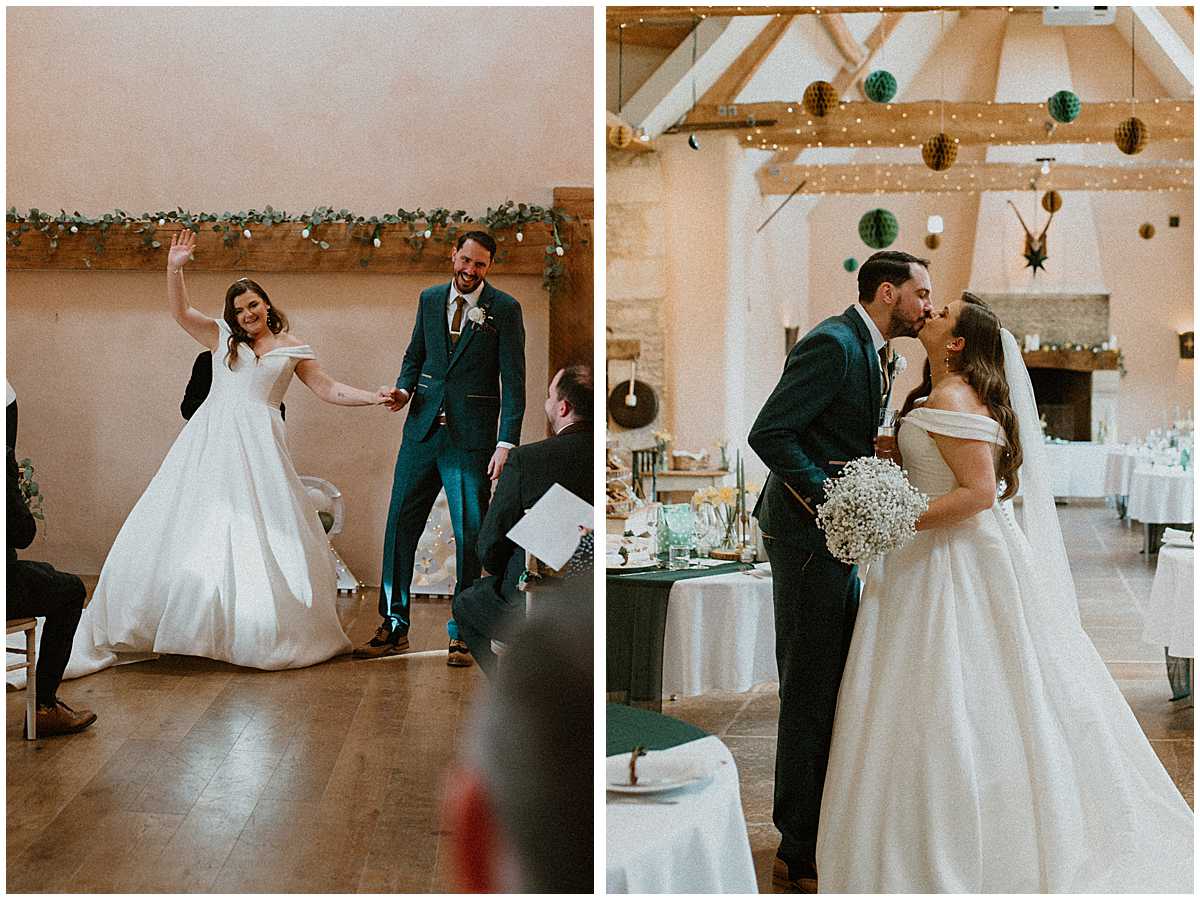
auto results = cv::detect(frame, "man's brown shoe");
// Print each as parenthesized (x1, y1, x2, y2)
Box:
(27, 700, 97, 738)
(772, 857, 817, 893)
(447, 639, 473, 667)
(352, 623, 410, 659)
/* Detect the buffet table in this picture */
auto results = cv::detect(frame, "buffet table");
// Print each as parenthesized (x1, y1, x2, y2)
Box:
(606, 704, 757, 894)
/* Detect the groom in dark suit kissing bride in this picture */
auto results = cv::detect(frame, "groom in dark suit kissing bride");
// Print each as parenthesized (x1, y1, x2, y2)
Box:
(358, 230, 526, 666)
(748, 250, 932, 891)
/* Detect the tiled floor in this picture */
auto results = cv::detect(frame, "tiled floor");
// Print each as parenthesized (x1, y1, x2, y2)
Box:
(660, 500, 1193, 892)
(7, 589, 483, 893)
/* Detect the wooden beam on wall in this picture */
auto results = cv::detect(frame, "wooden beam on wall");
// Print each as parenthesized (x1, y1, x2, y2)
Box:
(5, 221, 559, 274)
(549, 187, 593, 400)
(609, 7, 1035, 24)
(676, 99, 1193, 149)
(756, 161, 1194, 195)
(699, 14, 793, 105)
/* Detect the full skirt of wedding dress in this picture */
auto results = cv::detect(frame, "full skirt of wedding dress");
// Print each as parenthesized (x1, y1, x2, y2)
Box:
(816, 501, 1193, 892)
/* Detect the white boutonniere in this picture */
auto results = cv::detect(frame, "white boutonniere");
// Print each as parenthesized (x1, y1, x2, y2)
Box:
(466, 305, 497, 334)
(892, 353, 907, 375)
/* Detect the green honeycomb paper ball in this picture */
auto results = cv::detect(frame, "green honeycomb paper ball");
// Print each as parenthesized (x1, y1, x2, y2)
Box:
(858, 209, 899, 249)
(843, 257, 859, 272)
(864, 70, 897, 104)
(1047, 90, 1081, 124)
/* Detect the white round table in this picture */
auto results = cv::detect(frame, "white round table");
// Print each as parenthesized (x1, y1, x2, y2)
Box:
(1142, 544, 1194, 658)
(1128, 466, 1193, 551)
(1038, 441, 1111, 497)
(606, 735, 758, 893)
(662, 564, 777, 697)
(1104, 446, 1139, 497)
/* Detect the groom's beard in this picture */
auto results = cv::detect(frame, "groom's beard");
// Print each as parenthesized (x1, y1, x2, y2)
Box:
(888, 309, 926, 340)
(454, 272, 481, 293)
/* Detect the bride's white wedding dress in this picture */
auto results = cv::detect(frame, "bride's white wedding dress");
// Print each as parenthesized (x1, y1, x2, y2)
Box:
(73, 318, 352, 672)
(817, 406, 1193, 892)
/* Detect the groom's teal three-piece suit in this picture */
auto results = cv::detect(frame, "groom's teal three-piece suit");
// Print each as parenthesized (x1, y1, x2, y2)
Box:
(380, 281, 525, 637)
(748, 304, 897, 871)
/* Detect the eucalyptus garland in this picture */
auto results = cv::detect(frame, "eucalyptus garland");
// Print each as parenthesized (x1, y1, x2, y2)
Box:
(6, 200, 573, 290)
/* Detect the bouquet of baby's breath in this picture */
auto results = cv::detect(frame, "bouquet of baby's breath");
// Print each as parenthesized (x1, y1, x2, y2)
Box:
(815, 456, 928, 566)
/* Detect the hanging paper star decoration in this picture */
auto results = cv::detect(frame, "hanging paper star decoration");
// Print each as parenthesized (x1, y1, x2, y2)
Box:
(1023, 241, 1048, 274)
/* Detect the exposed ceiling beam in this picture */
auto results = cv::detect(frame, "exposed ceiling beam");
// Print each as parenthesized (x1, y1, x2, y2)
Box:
(834, 12, 902, 96)
(756, 161, 1194, 194)
(622, 15, 781, 137)
(672, 99, 1193, 149)
(821, 13, 866, 68)
(1129, 6, 1194, 96)
(608, 20, 694, 48)
(608, 7, 1036, 24)
(699, 14, 793, 105)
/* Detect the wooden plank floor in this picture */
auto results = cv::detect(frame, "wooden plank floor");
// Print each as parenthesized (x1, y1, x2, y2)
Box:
(7, 586, 483, 893)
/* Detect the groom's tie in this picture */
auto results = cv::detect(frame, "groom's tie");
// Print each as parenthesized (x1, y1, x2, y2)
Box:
(450, 297, 466, 346)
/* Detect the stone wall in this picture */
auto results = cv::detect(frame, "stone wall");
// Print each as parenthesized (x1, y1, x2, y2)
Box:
(978, 293, 1110, 344)
(607, 149, 669, 450)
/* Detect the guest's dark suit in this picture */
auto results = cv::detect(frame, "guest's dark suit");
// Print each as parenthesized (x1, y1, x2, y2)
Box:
(748, 304, 896, 870)
(380, 281, 526, 635)
(8, 448, 87, 708)
(452, 420, 592, 675)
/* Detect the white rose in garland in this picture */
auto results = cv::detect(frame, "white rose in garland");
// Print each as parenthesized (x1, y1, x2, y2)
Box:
(815, 456, 928, 566)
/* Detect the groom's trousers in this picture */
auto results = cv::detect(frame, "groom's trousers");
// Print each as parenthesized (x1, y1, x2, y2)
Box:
(764, 536, 860, 867)
(379, 424, 491, 635)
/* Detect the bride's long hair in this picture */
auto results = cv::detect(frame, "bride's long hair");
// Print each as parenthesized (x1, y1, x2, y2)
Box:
(222, 279, 289, 369)
(900, 292, 1024, 500)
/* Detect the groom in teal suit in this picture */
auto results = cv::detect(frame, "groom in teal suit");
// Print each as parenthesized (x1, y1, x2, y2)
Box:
(748, 250, 931, 891)
(357, 231, 525, 665)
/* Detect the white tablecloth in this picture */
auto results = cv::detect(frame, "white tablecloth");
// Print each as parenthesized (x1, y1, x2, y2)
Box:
(1104, 447, 1139, 496)
(1142, 544, 1194, 657)
(1127, 466, 1194, 524)
(606, 735, 757, 893)
(1038, 442, 1111, 498)
(663, 564, 777, 697)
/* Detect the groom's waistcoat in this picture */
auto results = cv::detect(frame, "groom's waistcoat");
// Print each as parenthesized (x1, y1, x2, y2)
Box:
(395, 281, 526, 451)
(748, 306, 882, 556)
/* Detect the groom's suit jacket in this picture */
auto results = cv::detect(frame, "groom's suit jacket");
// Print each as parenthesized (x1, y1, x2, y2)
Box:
(396, 281, 526, 451)
(749, 304, 890, 557)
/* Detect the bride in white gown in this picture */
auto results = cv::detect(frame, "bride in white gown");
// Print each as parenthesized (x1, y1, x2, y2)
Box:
(817, 294, 1192, 892)
(72, 230, 391, 672)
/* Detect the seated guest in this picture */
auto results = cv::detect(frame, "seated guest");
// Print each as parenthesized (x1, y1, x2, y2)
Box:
(8, 446, 97, 736)
(452, 365, 593, 677)
(444, 601, 592, 892)
(182, 351, 284, 420)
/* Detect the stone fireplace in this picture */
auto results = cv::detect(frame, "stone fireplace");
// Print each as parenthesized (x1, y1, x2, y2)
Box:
(977, 293, 1121, 442)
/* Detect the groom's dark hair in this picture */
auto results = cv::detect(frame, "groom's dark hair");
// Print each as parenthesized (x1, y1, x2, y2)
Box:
(858, 251, 929, 305)
(455, 230, 497, 260)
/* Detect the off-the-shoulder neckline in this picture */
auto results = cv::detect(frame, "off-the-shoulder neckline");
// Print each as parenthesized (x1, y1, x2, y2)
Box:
(906, 406, 999, 426)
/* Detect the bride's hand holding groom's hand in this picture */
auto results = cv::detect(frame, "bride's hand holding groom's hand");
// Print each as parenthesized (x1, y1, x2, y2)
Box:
(378, 387, 409, 411)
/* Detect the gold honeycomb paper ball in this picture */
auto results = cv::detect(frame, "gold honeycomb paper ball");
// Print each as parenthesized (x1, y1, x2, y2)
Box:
(1114, 117, 1148, 155)
(924, 233, 941, 250)
(608, 124, 633, 149)
(921, 132, 957, 171)
(1139, 222, 1155, 240)
(1041, 190, 1062, 213)
(803, 80, 839, 118)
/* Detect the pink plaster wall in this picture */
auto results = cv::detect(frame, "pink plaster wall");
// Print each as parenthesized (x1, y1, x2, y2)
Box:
(7, 7, 591, 577)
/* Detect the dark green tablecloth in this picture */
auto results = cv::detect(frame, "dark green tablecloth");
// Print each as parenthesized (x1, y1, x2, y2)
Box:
(605, 703, 710, 756)
(606, 561, 754, 711)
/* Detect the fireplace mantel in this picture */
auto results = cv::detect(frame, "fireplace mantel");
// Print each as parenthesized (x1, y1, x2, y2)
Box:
(1023, 349, 1121, 372)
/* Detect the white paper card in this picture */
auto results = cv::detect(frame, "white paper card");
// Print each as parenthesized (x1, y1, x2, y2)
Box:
(506, 483, 594, 569)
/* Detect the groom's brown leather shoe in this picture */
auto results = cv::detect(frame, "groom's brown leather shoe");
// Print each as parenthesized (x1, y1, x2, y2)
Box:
(25, 700, 97, 738)
(772, 857, 817, 893)
(353, 623, 410, 659)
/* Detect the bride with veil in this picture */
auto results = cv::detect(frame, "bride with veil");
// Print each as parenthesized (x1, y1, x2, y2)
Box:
(816, 293, 1192, 892)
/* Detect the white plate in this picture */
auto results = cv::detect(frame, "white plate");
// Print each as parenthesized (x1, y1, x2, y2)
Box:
(605, 750, 716, 794)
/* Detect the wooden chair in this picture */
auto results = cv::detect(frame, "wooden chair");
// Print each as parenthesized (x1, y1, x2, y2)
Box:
(7, 618, 37, 740)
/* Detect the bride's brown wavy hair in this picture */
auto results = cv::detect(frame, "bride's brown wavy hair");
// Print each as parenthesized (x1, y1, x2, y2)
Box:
(900, 292, 1024, 500)
(222, 278, 289, 370)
